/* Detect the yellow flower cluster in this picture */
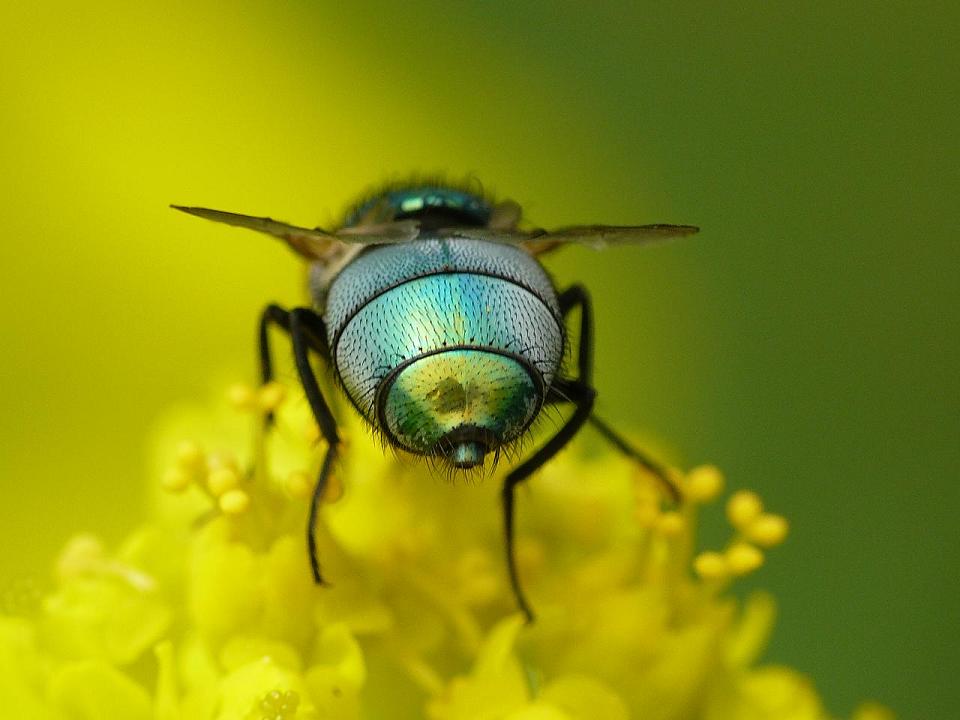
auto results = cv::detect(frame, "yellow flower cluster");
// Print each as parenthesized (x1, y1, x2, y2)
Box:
(0, 383, 893, 720)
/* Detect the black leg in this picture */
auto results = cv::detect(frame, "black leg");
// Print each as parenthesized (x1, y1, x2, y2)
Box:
(289, 309, 338, 447)
(500, 284, 594, 622)
(259, 303, 331, 424)
(557, 284, 593, 385)
(553, 285, 681, 501)
(502, 379, 595, 622)
(501, 283, 681, 620)
(587, 414, 681, 503)
(259, 304, 287, 388)
(306, 443, 338, 585)
(258, 304, 340, 584)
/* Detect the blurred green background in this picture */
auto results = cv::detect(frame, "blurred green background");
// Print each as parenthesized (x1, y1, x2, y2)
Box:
(1, 2, 956, 717)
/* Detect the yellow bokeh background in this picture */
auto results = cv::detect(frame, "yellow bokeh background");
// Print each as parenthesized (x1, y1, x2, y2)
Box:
(2, 2, 957, 718)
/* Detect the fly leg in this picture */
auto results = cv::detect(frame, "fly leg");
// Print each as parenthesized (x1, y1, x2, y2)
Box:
(259, 303, 331, 426)
(502, 379, 595, 622)
(586, 414, 680, 503)
(500, 284, 595, 622)
(257, 303, 339, 584)
(501, 283, 681, 621)
(553, 286, 680, 500)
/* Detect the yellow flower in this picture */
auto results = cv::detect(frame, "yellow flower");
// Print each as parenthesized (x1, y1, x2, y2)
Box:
(1, 383, 892, 719)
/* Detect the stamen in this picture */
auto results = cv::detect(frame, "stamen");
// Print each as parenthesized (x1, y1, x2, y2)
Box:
(207, 452, 240, 474)
(726, 542, 764, 576)
(656, 511, 686, 537)
(228, 383, 257, 411)
(684, 465, 724, 503)
(162, 467, 192, 493)
(257, 382, 287, 413)
(726, 490, 763, 529)
(175, 440, 205, 471)
(746, 513, 790, 547)
(851, 702, 896, 720)
(208, 467, 240, 497)
(257, 688, 300, 720)
(634, 500, 662, 528)
(163, 441, 205, 493)
(693, 551, 729, 580)
(219, 489, 251, 515)
(285, 470, 312, 499)
(323, 472, 343, 504)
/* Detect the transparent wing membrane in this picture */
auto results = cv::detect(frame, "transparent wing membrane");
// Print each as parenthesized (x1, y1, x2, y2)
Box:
(170, 206, 419, 261)
(439, 223, 699, 255)
(170, 206, 345, 260)
(171, 205, 698, 260)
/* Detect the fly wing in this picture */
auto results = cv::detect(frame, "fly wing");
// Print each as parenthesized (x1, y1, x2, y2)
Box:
(438, 223, 699, 256)
(523, 223, 699, 255)
(170, 206, 421, 263)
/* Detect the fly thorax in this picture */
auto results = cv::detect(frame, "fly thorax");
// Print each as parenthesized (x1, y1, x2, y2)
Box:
(322, 239, 563, 467)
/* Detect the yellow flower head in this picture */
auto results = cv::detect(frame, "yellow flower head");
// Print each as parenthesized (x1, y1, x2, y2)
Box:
(0, 383, 891, 720)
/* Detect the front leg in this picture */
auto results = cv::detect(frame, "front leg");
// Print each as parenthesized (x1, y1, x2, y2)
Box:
(258, 304, 340, 584)
(259, 303, 331, 426)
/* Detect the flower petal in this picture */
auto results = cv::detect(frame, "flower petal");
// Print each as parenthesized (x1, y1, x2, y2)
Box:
(49, 661, 152, 720)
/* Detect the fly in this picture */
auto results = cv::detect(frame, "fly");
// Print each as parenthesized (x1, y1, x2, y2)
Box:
(172, 182, 698, 620)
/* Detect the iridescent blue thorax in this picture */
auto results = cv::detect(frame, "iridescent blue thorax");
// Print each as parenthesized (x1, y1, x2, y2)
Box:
(317, 187, 563, 468)
(343, 186, 492, 230)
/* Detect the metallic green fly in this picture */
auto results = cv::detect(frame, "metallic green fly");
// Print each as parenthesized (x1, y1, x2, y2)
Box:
(172, 182, 698, 620)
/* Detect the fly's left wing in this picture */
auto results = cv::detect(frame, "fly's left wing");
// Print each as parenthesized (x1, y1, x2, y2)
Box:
(170, 206, 420, 263)
(524, 223, 700, 255)
(439, 223, 699, 256)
